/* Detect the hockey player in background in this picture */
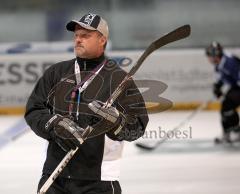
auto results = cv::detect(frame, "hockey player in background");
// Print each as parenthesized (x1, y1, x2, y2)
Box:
(25, 13, 148, 194)
(206, 41, 240, 143)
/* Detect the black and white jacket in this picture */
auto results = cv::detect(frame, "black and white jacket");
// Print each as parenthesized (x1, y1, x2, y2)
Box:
(24, 54, 149, 181)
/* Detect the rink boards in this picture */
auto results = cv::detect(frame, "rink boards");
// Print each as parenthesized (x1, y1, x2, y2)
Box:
(1, 47, 240, 114)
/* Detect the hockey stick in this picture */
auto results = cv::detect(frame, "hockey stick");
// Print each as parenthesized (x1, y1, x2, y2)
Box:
(135, 98, 214, 151)
(39, 24, 191, 194)
(105, 24, 191, 106)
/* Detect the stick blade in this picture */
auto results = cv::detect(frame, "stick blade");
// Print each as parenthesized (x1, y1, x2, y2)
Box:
(129, 24, 191, 76)
(153, 24, 191, 50)
(135, 141, 159, 151)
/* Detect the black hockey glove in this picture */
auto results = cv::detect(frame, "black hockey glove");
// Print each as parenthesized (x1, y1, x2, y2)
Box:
(88, 100, 126, 138)
(45, 114, 85, 152)
(213, 83, 222, 98)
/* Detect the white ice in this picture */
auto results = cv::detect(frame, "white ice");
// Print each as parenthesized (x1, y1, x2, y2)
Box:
(0, 111, 240, 194)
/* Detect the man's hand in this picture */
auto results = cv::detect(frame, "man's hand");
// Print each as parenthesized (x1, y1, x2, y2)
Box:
(45, 114, 84, 152)
(213, 83, 222, 98)
(88, 100, 126, 137)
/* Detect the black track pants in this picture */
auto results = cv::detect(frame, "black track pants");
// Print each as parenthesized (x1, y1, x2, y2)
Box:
(221, 87, 240, 133)
(37, 174, 121, 194)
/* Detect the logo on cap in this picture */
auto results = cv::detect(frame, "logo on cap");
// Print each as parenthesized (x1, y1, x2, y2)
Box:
(82, 13, 96, 26)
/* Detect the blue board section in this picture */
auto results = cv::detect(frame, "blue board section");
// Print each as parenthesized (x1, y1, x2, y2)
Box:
(0, 118, 29, 149)
(0, 42, 74, 54)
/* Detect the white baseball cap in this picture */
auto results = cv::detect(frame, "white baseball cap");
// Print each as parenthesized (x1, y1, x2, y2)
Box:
(66, 13, 109, 39)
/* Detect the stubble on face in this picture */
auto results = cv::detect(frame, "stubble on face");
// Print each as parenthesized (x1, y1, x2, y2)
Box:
(74, 43, 85, 57)
(73, 25, 106, 58)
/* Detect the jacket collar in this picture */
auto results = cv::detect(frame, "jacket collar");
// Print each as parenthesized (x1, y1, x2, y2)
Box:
(76, 54, 105, 71)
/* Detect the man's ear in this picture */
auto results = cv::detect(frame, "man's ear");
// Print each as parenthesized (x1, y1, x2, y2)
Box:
(99, 36, 107, 47)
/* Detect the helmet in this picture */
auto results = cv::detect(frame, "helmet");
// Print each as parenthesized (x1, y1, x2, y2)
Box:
(205, 41, 223, 57)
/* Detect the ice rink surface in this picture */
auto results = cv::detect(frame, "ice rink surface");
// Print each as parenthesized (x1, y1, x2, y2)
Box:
(1, 111, 240, 194)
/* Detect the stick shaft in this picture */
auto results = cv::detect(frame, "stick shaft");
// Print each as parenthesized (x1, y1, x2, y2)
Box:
(38, 148, 78, 194)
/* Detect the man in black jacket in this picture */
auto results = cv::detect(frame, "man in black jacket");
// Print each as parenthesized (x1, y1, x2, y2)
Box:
(25, 13, 149, 194)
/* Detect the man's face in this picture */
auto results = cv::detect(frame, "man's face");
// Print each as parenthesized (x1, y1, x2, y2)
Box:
(207, 56, 221, 66)
(74, 25, 107, 58)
